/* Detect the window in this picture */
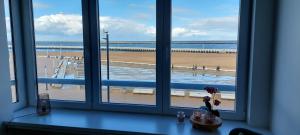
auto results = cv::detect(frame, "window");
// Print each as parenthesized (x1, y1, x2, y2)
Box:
(170, 0, 240, 111)
(99, 0, 157, 105)
(32, 0, 86, 101)
(23, 0, 249, 119)
(4, 0, 18, 103)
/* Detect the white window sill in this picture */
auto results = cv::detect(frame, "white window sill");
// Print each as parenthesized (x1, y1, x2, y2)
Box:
(6, 107, 271, 135)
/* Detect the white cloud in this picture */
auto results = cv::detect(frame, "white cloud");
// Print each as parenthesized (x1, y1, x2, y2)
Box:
(5, 17, 11, 33)
(5, 17, 12, 41)
(33, 2, 50, 9)
(128, 3, 155, 10)
(172, 16, 239, 40)
(173, 7, 194, 14)
(34, 13, 83, 35)
(133, 13, 152, 20)
(99, 16, 156, 40)
(172, 27, 207, 38)
(33, 13, 238, 41)
(33, 14, 156, 41)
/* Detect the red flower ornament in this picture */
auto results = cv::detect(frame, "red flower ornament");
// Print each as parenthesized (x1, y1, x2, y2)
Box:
(203, 96, 211, 102)
(214, 100, 221, 106)
(204, 86, 218, 94)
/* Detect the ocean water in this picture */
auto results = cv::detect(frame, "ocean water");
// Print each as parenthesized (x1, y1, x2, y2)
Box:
(32, 41, 237, 86)
(33, 41, 237, 50)
(101, 66, 235, 85)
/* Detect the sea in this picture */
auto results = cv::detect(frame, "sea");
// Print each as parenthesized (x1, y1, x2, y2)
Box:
(33, 41, 237, 50)
(10, 41, 237, 86)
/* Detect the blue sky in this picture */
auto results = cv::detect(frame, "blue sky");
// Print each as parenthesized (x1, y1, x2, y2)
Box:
(4, 0, 12, 41)
(6, 0, 240, 41)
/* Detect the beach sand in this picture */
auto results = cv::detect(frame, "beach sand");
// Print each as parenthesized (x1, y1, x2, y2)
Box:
(32, 51, 236, 110)
(36, 51, 236, 70)
(39, 84, 235, 110)
(101, 51, 236, 70)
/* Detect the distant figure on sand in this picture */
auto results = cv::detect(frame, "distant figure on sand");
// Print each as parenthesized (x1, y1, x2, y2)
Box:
(192, 64, 198, 70)
(216, 66, 221, 71)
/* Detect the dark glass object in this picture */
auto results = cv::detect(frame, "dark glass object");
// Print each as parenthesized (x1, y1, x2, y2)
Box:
(36, 93, 51, 115)
(177, 111, 185, 123)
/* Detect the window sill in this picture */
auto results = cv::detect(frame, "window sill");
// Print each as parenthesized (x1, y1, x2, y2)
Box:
(5, 107, 270, 135)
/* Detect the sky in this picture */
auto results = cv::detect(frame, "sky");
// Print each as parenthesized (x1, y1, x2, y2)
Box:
(5, 0, 240, 41)
(4, 0, 12, 41)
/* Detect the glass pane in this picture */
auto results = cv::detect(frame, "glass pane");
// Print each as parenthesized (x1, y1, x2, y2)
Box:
(171, 89, 235, 110)
(32, 0, 85, 101)
(99, 0, 156, 105)
(4, 0, 17, 103)
(171, 0, 240, 110)
(102, 86, 155, 105)
(38, 83, 85, 101)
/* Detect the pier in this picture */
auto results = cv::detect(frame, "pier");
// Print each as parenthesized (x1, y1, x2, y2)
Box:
(51, 59, 68, 88)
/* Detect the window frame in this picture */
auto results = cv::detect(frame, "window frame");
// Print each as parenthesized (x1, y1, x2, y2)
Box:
(92, 0, 163, 114)
(24, 0, 93, 109)
(15, 0, 252, 120)
(5, 0, 28, 110)
(162, 0, 252, 120)
(4, 0, 19, 103)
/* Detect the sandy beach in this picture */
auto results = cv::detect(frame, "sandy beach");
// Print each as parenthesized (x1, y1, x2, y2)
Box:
(36, 51, 236, 71)
(32, 51, 237, 110)
(39, 84, 235, 110)
(101, 52, 236, 70)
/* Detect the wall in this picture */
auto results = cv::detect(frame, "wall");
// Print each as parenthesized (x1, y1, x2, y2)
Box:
(0, 0, 14, 134)
(271, 0, 300, 134)
(247, 0, 275, 128)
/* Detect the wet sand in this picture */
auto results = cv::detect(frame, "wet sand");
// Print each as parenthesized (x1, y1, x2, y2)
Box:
(28, 51, 236, 110)
(36, 51, 236, 70)
(102, 52, 236, 70)
(39, 84, 235, 110)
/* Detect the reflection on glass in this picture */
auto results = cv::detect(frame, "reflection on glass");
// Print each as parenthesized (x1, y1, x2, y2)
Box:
(170, 89, 235, 110)
(102, 86, 155, 105)
(171, 0, 240, 110)
(32, 0, 85, 101)
(99, 0, 156, 105)
(38, 84, 85, 101)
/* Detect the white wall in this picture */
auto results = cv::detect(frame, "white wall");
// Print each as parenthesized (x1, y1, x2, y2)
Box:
(271, 0, 300, 134)
(0, 0, 14, 134)
(247, 0, 275, 128)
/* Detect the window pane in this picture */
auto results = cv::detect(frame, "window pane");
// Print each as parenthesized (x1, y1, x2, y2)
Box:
(38, 83, 85, 101)
(171, 0, 240, 110)
(99, 0, 156, 105)
(32, 0, 85, 101)
(102, 86, 155, 105)
(4, 0, 17, 103)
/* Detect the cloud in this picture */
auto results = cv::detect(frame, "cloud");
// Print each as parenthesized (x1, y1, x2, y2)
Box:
(133, 13, 152, 20)
(172, 16, 239, 40)
(128, 3, 155, 10)
(33, 13, 238, 41)
(33, 2, 50, 9)
(172, 27, 207, 38)
(5, 17, 11, 33)
(100, 16, 156, 40)
(34, 13, 83, 35)
(173, 7, 194, 14)
(33, 13, 156, 41)
(5, 17, 12, 41)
